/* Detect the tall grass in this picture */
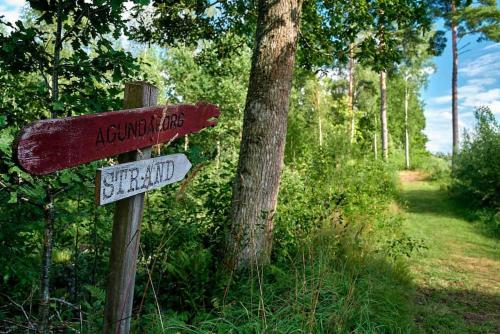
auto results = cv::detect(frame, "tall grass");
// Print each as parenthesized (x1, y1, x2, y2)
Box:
(136, 229, 416, 333)
(133, 150, 419, 333)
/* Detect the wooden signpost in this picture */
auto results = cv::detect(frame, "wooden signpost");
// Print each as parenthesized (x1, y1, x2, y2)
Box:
(13, 100, 219, 175)
(13, 82, 220, 334)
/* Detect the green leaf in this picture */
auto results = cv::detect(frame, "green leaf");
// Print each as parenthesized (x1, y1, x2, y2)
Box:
(112, 68, 122, 82)
(8, 191, 17, 204)
(59, 171, 73, 185)
(52, 101, 64, 111)
(0, 129, 13, 154)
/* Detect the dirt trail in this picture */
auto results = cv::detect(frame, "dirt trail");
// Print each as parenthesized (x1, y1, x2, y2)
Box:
(399, 171, 500, 334)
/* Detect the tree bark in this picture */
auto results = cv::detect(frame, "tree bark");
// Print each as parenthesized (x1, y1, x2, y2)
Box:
(318, 110, 323, 147)
(451, 0, 459, 161)
(404, 76, 410, 170)
(38, 6, 63, 332)
(227, 0, 303, 269)
(38, 193, 54, 334)
(315, 86, 323, 147)
(380, 70, 388, 162)
(348, 45, 355, 143)
(373, 112, 378, 159)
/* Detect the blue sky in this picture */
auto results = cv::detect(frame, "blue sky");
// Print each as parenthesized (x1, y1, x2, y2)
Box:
(423, 26, 500, 153)
(1, 0, 499, 153)
(0, 0, 22, 23)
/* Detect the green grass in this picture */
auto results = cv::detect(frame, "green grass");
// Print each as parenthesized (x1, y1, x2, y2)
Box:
(134, 171, 498, 334)
(134, 229, 418, 333)
(399, 174, 500, 333)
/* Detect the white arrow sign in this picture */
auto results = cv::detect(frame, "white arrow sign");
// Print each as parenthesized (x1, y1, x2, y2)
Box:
(95, 153, 192, 205)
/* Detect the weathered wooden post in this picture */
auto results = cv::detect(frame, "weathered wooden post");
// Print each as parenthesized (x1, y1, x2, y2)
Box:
(103, 82, 157, 333)
(13, 81, 220, 333)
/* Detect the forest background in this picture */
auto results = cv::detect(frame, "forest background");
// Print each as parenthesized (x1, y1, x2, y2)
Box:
(0, 0, 499, 333)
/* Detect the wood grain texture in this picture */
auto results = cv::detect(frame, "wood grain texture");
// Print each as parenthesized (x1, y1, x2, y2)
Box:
(95, 153, 192, 205)
(103, 82, 154, 334)
(13, 101, 219, 175)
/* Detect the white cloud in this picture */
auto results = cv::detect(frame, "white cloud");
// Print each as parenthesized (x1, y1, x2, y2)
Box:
(460, 51, 500, 78)
(429, 95, 452, 104)
(422, 66, 435, 76)
(482, 43, 500, 51)
(488, 101, 500, 114)
(0, 0, 25, 24)
(460, 112, 475, 120)
(460, 88, 500, 108)
(425, 107, 450, 116)
(424, 105, 472, 153)
(427, 46, 500, 153)
(4, 0, 24, 6)
(425, 126, 453, 153)
(459, 84, 482, 96)
(467, 78, 496, 87)
(0, 7, 20, 22)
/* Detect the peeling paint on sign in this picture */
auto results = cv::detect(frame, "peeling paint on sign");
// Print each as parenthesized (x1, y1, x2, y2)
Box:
(13, 102, 219, 175)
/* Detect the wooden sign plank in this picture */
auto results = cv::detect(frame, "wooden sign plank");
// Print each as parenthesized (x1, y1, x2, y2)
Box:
(95, 154, 192, 205)
(13, 102, 219, 175)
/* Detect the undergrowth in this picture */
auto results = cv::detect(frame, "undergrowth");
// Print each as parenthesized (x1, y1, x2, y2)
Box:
(135, 231, 416, 334)
(128, 147, 421, 333)
(451, 107, 500, 237)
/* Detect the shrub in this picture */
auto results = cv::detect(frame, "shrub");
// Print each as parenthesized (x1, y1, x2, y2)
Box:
(418, 153, 451, 183)
(452, 106, 500, 235)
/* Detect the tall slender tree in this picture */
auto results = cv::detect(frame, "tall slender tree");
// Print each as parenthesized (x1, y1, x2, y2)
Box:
(303, 0, 431, 162)
(430, 0, 500, 159)
(404, 73, 411, 169)
(396, 27, 440, 169)
(0, 1, 138, 331)
(348, 44, 356, 143)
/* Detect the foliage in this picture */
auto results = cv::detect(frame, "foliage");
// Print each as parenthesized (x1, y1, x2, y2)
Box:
(415, 153, 451, 183)
(299, 0, 432, 71)
(452, 106, 500, 235)
(430, 0, 500, 43)
(132, 142, 420, 333)
(0, 1, 140, 121)
(2, 0, 496, 332)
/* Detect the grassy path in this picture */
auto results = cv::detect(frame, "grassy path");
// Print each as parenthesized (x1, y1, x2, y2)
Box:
(398, 171, 500, 334)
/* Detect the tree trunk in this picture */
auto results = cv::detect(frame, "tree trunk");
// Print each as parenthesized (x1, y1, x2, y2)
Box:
(318, 111, 323, 147)
(38, 6, 63, 332)
(51, 7, 62, 119)
(38, 193, 54, 333)
(451, 0, 459, 161)
(348, 45, 355, 143)
(374, 113, 378, 159)
(380, 70, 388, 161)
(216, 139, 221, 169)
(316, 86, 323, 147)
(227, 0, 303, 269)
(404, 76, 410, 170)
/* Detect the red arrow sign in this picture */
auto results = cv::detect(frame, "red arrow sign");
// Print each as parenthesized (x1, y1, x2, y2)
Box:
(13, 102, 220, 175)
